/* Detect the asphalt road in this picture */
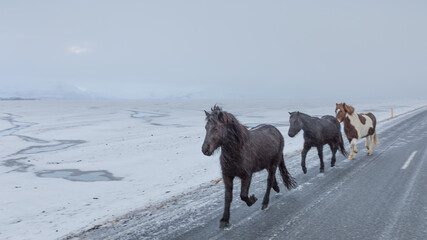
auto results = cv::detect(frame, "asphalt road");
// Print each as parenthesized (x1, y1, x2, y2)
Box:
(71, 108, 427, 240)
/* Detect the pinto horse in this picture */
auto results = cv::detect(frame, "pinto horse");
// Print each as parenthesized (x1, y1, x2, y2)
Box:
(288, 112, 347, 174)
(335, 103, 378, 160)
(202, 105, 297, 228)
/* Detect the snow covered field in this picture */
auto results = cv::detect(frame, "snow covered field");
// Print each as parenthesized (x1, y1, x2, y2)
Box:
(0, 99, 425, 240)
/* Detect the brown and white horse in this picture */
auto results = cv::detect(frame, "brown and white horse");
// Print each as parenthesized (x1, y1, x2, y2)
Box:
(335, 103, 378, 160)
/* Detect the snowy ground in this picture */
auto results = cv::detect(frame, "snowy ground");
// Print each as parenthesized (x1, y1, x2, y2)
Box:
(0, 99, 425, 240)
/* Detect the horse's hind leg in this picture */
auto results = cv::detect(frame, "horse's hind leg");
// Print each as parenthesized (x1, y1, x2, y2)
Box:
(272, 176, 280, 193)
(240, 175, 257, 207)
(262, 167, 277, 210)
(329, 143, 337, 167)
(317, 146, 324, 173)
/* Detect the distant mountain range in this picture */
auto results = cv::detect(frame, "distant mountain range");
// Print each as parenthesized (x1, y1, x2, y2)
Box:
(0, 82, 242, 100)
(0, 83, 94, 99)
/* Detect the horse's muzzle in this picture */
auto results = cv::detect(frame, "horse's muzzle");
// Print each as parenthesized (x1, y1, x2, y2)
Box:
(202, 144, 213, 156)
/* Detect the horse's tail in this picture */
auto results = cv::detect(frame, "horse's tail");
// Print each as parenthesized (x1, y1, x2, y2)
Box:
(338, 131, 348, 157)
(279, 154, 297, 190)
(372, 132, 378, 147)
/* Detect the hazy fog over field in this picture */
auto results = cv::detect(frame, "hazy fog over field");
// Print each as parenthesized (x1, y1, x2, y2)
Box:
(1, 1, 426, 100)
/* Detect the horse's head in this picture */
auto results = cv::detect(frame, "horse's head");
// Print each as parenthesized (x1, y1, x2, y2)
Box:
(202, 105, 229, 156)
(335, 103, 354, 122)
(288, 112, 303, 137)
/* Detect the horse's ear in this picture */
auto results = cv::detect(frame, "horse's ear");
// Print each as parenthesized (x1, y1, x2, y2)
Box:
(289, 112, 291, 115)
(218, 111, 224, 122)
(204, 110, 210, 117)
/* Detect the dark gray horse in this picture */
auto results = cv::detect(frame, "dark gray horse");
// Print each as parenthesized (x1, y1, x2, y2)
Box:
(202, 106, 297, 228)
(288, 112, 347, 174)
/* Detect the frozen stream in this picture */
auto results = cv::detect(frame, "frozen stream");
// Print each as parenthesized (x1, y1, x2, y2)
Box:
(0, 113, 121, 182)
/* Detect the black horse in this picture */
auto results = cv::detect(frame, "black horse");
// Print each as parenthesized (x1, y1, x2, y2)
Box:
(202, 106, 297, 228)
(288, 112, 347, 174)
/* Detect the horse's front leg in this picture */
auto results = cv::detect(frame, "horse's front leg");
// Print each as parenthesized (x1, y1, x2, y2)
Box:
(220, 175, 234, 228)
(365, 136, 370, 150)
(349, 139, 357, 160)
(301, 143, 310, 174)
(240, 175, 257, 207)
(368, 135, 374, 155)
(317, 146, 324, 173)
(262, 167, 277, 210)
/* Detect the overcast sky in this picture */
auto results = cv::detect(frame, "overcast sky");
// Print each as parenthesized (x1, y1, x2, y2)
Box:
(1, 1, 426, 99)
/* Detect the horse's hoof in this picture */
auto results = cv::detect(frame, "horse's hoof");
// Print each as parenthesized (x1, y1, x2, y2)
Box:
(354, 149, 358, 153)
(273, 185, 280, 193)
(368, 151, 372, 156)
(219, 221, 230, 229)
(319, 168, 324, 173)
(261, 204, 268, 210)
(302, 167, 307, 174)
(331, 162, 335, 167)
(348, 155, 354, 160)
(250, 195, 258, 205)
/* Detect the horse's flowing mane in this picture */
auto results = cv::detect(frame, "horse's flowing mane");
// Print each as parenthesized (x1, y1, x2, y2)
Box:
(337, 103, 355, 114)
(344, 104, 355, 114)
(293, 111, 312, 119)
(290, 111, 319, 124)
(209, 105, 249, 145)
